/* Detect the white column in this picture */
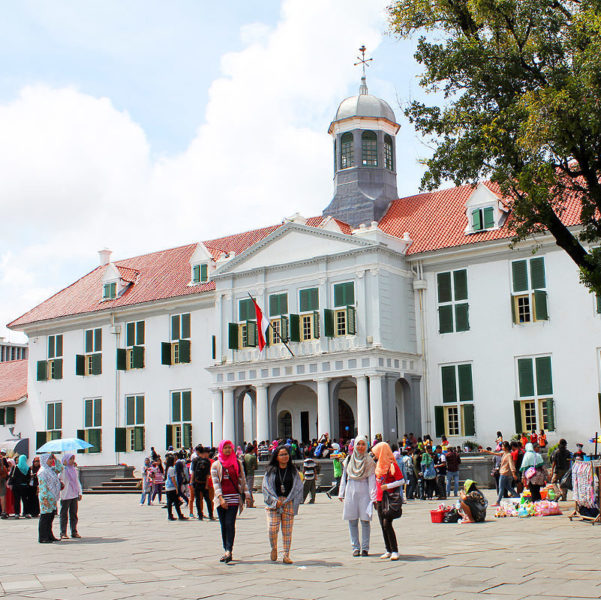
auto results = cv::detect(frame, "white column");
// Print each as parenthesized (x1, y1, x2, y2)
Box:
(369, 374, 384, 439)
(223, 387, 235, 443)
(212, 389, 223, 446)
(255, 384, 269, 443)
(355, 375, 370, 439)
(317, 378, 331, 438)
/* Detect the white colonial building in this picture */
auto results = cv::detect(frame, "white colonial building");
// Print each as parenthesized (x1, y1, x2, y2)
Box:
(6, 75, 601, 464)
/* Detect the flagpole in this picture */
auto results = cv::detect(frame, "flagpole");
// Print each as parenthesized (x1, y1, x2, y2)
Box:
(248, 293, 295, 357)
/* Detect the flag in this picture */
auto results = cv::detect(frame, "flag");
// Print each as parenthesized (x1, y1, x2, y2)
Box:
(251, 297, 270, 352)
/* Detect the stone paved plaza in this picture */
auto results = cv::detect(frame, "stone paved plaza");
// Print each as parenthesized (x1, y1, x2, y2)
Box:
(1, 489, 600, 600)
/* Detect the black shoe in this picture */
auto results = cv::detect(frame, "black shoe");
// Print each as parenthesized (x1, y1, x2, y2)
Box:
(352, 550, 360, 557)
(361, 550, 369, 557)
(209, 516, 216, 521)
(178, 516, 189, 520)
(0, 513, 7, 519)
(168, 516, 176, 521)
(219, 554, 228, 562)
(39, 539, 53, 544)
(224, 553, 232, 563)
(198, 515, 204, 521)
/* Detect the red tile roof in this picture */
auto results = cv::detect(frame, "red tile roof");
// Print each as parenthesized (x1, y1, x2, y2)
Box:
(8, 217, 348, 328)
(0, 360, 27, 404)
(379, 182, 583, 255)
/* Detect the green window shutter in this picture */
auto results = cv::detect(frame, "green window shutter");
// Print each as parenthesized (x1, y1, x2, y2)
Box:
(171, 315, 180, 341)
(313, 311, 320, 339)
(239, 299, 254, 321)
(441, 366, 457, 403)
(455, 303, 469, 332)
(126, 322, 135, 346)
(36, 431, 47, 451)
(37, 360, 48, 381)
(88, 429, 101, 453)
(126, 396, 135, 426)
(530, 257, 546, 289)
(136, 322, 145, 345)
(132, 346, 145, 368)
(0, 409, 4, 426)
(181, 313, 191, 339)
(172, 393, 181, 422)
(535, 356, 553, 395)
(192, 264, 200, 283)
(458, 364, 473, 401)
(269, 294, 282, 316)
(438, 305, 454, 334)
(166, 424, 173, 449)
(512, 260, 528, 292)
(437, 272, 452, 303)
(134, 427, 145, 451)
(434, 406, 445, 437)
(94, 398, 102, 427)
(84, 399, 93, 428)
(56, 335, 63, 357)
(6, 407, 15, 425)
(483, 206, 495, 229)
(182, 391, 192, 422)
(76, 429, 86, 454)
(246, 321, 257, 347)
(55, 402, 62, 429)
(463, 404, 476, 436)
(280, 315, 289, 342)
(110, 282, 116, 298)
(116, 348, 127, 371)
(300, 288, 318, 312)
(534, 290, 549, 320)
(346, 306, 356, 335)
(115, 427, 127, 452)
(48, 337, 55, 359)
(75, 354, 85, 376)
(545, 399, 555, 432)
(47, 403, 54, 430)
(85, 330, 94, 353)
(228, 323, 239, 350)
(53, 358, 63, 380)
(91, 353, 102, 375)
(178, 339, 191, 363)
(472, 209, 482, 231)
(513, 400, 523, 434)
(211, 335, 216, 359)
(334, 282, 354, 307)
(453, 270, 468, 301)
(136, 396, 144, 425)
(597, 295, 601, 314)
(94, 328, 102, 352)
(289, 314, 300, 342)
(518, 358, 534, 397)
(200, 264, 208, 282)
(511, 295, 518, 324)
(183, 423, 193, 448)
(161, 342, 172, 365)
(324, 309, 334, 337)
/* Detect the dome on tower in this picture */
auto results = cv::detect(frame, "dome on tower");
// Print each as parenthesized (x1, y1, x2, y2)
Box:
(334, 76, 396, 123)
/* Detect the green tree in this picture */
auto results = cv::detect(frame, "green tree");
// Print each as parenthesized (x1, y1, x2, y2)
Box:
(388, 0, 601, 292)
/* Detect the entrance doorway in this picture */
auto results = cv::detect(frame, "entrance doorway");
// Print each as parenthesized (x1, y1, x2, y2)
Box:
(338, 399, 355, 441)
(278, 410, 292, 439)
(300, 411, 310, 443)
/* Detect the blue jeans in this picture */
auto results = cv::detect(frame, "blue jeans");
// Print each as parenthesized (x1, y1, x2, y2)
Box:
(497, 474, 518, 504)
(348, 519, 371, 552)
(140, 488, 152, 505)
(446, 471, 460, 497)
(217, 505, 238, 552)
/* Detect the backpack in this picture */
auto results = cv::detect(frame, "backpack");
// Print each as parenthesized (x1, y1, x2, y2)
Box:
(193, 457, 210, 484)
(423, 463, 436, 480)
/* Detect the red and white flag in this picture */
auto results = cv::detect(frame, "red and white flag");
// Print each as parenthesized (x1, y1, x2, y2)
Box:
(251, 297, 270, 351)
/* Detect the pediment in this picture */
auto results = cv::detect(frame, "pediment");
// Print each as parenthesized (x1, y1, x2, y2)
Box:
(215, 223, 373, 275)
(465, 183, 501, 208)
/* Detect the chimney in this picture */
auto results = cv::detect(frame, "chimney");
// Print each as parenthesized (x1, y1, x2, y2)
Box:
(98, 248, 112, 266)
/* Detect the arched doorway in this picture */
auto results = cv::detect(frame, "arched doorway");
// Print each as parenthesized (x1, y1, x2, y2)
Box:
(270, 383, 317, 442)
(234, 387, 256, 446)
(278, 410, 292, 439)
(338, 399, 355, 442)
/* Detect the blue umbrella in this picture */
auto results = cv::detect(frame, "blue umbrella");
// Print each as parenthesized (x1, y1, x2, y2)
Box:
(36, 437, 93, 453)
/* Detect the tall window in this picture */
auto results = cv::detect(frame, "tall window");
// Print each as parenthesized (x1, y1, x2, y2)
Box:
(269, 293, 288, 345)
(168, 390, 192, 449)
(82, 398, 102, 453)
(169, 313, 191, 364)
(324, 282, 355, 337)
(384, 134, 393, 170)
(514, 355, 555, 433)
(125, 395, 145, 452)
(46, 402, 62, 439)
(76, 328, 102, 376)
(37, 334, 63, 381)
(435, 363, 475, 437)
(340, 132, 354, 169)
(121, 320, 145, 370)
(299, 287, 319, 341)
(437, 270, 469, 333)
(511, 257, 548, 324)
(361, 131, 378, 166)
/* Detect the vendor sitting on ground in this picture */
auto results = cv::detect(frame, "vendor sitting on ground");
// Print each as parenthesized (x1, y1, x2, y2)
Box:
(459, 479, 488, 523)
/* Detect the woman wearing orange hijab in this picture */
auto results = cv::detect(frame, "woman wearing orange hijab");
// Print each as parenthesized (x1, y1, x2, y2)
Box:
(372, 442, 403, 561)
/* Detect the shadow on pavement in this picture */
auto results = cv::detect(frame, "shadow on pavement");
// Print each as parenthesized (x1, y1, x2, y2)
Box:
(400, 555, 442, 561)
(67, 537, 126, 544)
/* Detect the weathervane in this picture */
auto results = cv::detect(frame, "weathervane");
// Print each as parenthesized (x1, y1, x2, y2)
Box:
(354, 45, 373, 77)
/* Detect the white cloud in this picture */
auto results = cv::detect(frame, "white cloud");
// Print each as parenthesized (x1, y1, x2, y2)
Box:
(0, 0, 391, 340)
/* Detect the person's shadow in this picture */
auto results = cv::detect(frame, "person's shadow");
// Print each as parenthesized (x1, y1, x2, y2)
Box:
(67, 537, 125, 544)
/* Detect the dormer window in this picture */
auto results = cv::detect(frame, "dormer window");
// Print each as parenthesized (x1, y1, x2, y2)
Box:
(191, 264, 208, 284)
(471, 206, 495, 232)
(103, 282, 117, 300)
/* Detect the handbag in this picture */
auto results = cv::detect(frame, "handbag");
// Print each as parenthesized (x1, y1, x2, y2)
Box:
(382, 488, 403, 520)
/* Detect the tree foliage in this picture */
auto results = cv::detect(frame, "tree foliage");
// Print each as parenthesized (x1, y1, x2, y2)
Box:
(388, 0, 601, 292)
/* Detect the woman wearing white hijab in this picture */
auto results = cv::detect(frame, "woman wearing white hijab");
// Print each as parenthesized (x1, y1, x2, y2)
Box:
(338, 435, 376, 556)
(37, 453, 63, 543)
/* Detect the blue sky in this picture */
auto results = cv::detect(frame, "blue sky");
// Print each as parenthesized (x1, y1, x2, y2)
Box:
(0, 0, 431, 341)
